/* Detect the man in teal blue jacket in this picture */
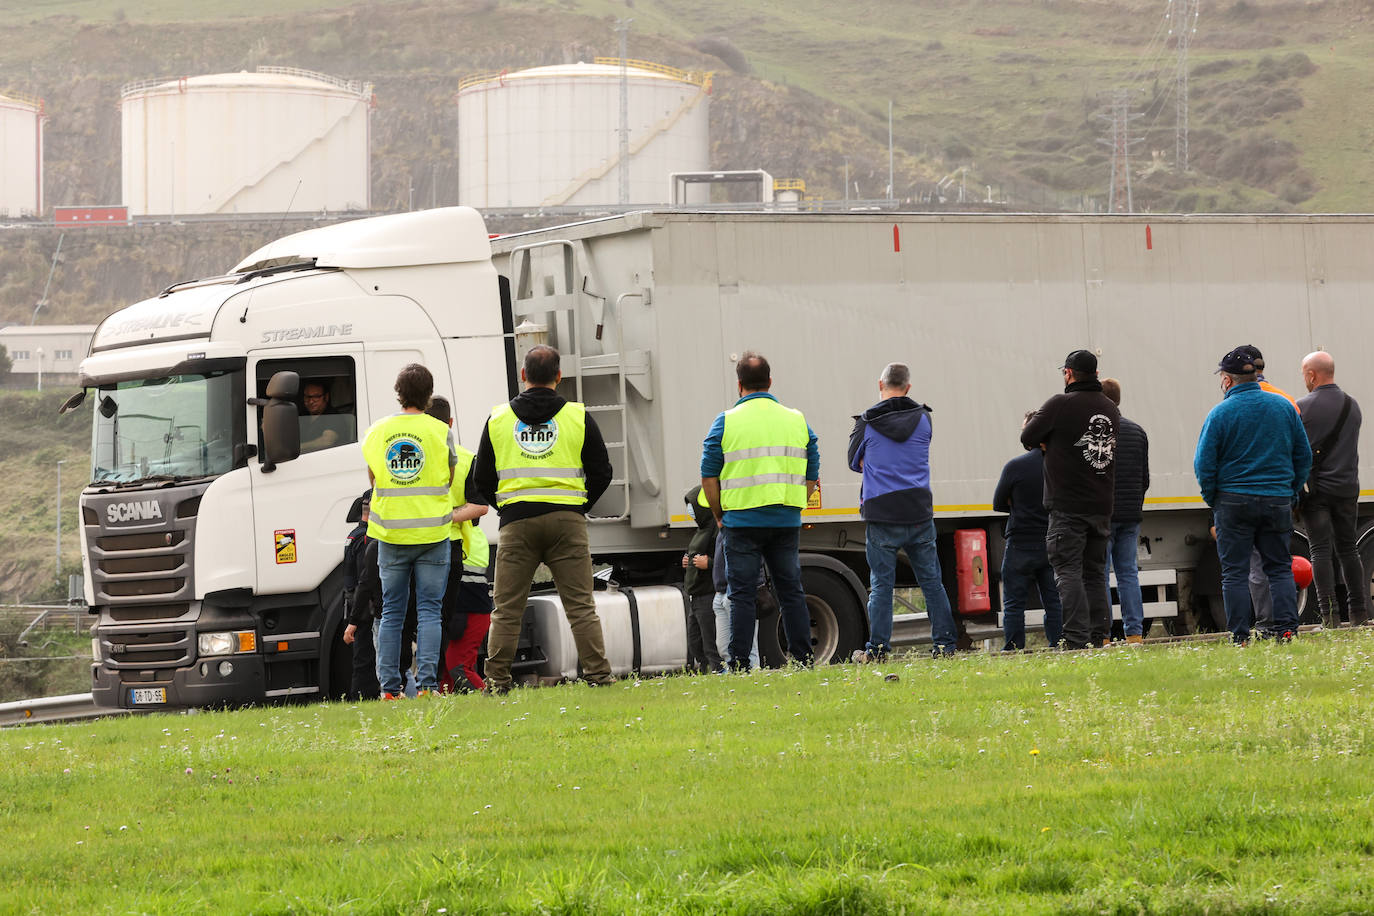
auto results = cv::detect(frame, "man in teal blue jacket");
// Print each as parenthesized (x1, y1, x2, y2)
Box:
(1194, 345, 1312, 643)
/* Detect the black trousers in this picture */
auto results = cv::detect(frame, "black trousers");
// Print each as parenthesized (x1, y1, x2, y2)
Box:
(686, 591, 721, 672)
(1046, 510, 1112, 649)
(1304, 493, 1370, 624)
(350, 620, 380, 700)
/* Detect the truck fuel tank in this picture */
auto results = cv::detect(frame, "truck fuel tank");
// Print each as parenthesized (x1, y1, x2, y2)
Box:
(525, 585, 687, 681)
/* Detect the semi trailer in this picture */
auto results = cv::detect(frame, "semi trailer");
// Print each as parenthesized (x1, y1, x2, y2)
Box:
(69, 207, 1374, 709)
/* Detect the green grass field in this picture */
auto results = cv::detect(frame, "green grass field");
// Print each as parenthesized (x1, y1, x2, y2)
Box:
(5, 634, 1374, 914)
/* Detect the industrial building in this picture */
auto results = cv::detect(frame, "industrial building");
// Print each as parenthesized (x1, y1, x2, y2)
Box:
(0, 92, 44, 218)
(457, 59, 710, 208)
(120, 67, 372, 217)
(0, 325, 95, 389)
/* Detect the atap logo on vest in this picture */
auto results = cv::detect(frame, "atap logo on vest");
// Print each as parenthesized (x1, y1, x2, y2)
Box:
(384, 435, 426, 480)
(514, 418, 558, 458)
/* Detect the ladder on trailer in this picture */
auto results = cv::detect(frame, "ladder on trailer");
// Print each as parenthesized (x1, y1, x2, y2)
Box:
(508, 240, 653, 523)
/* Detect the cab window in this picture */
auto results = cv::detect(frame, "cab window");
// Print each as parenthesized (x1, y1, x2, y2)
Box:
(255, 356, 358, 454)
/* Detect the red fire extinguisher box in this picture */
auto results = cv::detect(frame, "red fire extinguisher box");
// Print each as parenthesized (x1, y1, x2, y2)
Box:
(954, 528, 991, 614)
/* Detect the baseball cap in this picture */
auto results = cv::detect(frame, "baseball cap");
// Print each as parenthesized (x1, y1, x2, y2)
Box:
(1216, 344, 1264, 374)
(1062, 349, 1097, 373)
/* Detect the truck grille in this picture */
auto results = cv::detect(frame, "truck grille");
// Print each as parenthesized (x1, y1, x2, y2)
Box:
(83, 488, 201, 610)
(101, 625, 194, 669)
(107, 602, 192, 623)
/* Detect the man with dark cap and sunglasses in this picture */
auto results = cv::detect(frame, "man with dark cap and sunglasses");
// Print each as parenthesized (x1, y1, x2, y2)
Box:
(1195, 345, 1311, 644)
(1021, 349, 1120, 650)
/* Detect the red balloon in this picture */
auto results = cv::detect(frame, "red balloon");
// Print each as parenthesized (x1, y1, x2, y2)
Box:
(1292, 555, 1314, 589)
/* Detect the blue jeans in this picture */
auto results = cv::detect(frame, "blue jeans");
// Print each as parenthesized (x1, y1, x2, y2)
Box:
(724, 526, 811, 668)
(865, 520, 957, 654)
(376, 539, 450, 693)
(1107, 521, 1144, 637)
(1000, 541, 1064, 650)
(713, 591, 758, 670)
(1213, 492, 1297, 642)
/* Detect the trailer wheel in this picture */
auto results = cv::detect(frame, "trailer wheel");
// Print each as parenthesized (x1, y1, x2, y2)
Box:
(793, 569, 866, 665)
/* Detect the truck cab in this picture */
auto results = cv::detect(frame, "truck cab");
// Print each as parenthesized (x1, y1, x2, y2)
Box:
(76, 208, 511, 709)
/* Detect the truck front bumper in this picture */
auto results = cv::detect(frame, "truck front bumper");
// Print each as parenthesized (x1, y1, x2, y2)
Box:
(92, 655, 267, 710)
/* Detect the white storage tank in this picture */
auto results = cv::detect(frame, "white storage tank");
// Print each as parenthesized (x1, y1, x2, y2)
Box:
(0, 93, 43, 218)
(457, 59, 710, 208)
(121, 67, 372, 216)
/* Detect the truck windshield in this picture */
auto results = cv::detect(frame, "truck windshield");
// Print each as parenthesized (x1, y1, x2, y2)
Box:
(91, 369, 246, 484)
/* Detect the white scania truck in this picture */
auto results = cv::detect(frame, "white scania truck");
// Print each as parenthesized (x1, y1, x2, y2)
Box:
(72, 208, 1374, 710)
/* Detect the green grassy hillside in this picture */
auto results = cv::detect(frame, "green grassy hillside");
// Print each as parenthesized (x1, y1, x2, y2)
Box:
(1, 0, 1370, 220)
(4, 637, 1374, 913)
(0, 391, 88, 602)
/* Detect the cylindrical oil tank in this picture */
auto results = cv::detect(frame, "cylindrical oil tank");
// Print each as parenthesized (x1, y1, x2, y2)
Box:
(457, 59, 710, 208)
(121, 67, 372, 216)
(0, 93, 43, 218)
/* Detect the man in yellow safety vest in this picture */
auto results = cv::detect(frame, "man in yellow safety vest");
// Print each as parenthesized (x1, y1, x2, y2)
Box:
(700, 350, 820, 669)
(474, 345, 615, 693)
(361, 363, 458, 699)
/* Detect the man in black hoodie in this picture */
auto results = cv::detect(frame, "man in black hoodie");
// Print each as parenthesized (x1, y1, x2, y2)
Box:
(1021, 349, 1120, 650)
(847, 362, 958, 659)
(474, 345, 615, 692)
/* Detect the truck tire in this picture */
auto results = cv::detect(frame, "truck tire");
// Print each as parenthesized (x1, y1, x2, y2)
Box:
(794, 568, 866, 665)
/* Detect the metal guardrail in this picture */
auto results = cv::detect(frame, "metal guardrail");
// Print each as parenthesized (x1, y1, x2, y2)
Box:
(0, 693, 129, 727)
(592, 57, 712, 88)
(0, 91, 43, 111)
(122, 67, 367, 99)
(460, 59, 712, 92)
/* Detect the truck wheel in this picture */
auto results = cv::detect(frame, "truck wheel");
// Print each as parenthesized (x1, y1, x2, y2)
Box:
(796, 569, 866, 665)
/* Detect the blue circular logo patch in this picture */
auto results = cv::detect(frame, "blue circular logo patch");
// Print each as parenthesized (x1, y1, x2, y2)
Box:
(385, 437, 426, 480)
(514, 419, 558, 457)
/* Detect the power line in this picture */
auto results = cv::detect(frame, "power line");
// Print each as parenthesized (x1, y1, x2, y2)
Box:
(1169, 0, 1202, 172)
(1096, 91, 1145, 212)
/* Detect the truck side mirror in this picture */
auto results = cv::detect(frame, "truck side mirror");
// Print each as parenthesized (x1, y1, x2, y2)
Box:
(251, 371, 301, 473)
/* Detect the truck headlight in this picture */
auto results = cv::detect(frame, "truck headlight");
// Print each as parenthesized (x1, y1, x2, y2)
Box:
(197, 630, 256, 657)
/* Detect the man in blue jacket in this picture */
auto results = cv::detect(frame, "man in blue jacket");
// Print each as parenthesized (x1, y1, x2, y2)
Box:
(847, 362, 957, 659)
(1194, 345, 1312, 643)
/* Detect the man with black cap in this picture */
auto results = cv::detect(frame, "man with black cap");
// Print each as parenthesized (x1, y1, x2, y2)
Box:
(1195, 345, 1311, 644)
(1020, 349, 1120, 650)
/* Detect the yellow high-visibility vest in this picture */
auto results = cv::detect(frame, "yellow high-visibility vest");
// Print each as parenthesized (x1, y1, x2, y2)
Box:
(720, 397, 809, 511)
(448, 445, 490, 576)
(362, 412, 454, 545)
(487, 401, 588, 508)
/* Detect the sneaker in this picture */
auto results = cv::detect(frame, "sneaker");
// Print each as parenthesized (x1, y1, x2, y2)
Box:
(482, 684, 511, 697)
(1125, 635, 1144, 645)
(1278, 630, 1296, 643)
(381, 692, 403, 701)
(931, 646, 956, 659)
(451, 671, 476, 695)
(415, 688, 437, 698)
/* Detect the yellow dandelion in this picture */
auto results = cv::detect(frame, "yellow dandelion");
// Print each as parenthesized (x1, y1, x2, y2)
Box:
(1041, 826, 1051, 833)
(1030, 748, 1040, 756)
